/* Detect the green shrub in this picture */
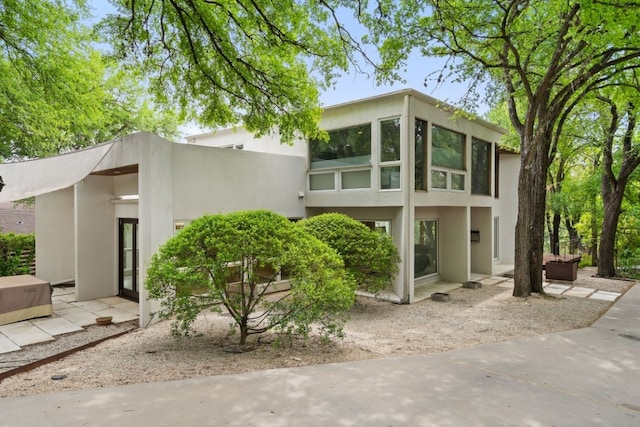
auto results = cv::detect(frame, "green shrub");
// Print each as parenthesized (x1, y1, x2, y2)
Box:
(298, 213, 401, 294)
(146, 210, 355, 345)
(0, 233, 35, 276)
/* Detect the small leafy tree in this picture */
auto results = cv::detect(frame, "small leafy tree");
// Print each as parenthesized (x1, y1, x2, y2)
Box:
(146, 210, 355, 345)
(298, 213, 400, 294)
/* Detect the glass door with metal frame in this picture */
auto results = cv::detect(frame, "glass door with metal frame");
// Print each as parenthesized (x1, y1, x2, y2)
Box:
(119, 218, 139, 300)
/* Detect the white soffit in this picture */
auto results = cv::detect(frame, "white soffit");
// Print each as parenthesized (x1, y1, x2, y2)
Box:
(0, 142, 114, 203)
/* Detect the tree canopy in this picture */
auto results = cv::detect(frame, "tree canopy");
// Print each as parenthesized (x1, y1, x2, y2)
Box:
(102, 0, 361, 143)
(0, 0, 179, 160)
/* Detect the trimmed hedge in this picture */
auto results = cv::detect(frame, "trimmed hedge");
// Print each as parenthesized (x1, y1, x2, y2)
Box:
(0, 233, 35, 276)
(298, 213, 401, 294)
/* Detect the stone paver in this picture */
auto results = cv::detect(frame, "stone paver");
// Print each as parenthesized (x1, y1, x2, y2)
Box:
(0, 321, 55, 346)
(71, 300, 110, 312)
(563, 286, 596, 298)
(479, 277, 506, 286)
(589, 290, 621, 301)
(0, 290, 139, 349)
(0, 334, 21, 354)
(32, 317, 84, 336)
(54, 307, 104, 327)
(496, 279, 514, 289)
(543, 283, 571, 295)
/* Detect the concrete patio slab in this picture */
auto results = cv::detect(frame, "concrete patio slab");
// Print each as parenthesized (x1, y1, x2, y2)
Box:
(51, 286, 75, 297)
(93, 308, 139, 324)
(54, 293, 76, 303)
(543, 283, 571, 295)
(0, 334, 21, 354)
(52, 300, 74, 311)
(563, 286, 596, 298)
(32, 317, 84, 336)
(590, 291, 620, 302)
(53, 307, 101, 327)
(0, 322, 55, 346)
(496, 279, 514, 289)
(96, 298, 139, 315)
(479, 277, 506, 286)
(70, 300, 110, 312)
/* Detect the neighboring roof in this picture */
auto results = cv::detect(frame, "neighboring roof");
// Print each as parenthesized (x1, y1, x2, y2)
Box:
(0, 202, 35, 234)
(0, 142, 114, 203)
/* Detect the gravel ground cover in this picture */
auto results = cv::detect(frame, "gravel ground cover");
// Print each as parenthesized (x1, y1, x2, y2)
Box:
(0, 267, 634, 398)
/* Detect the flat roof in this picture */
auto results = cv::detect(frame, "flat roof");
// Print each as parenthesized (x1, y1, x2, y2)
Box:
(322, 88, 507, 134)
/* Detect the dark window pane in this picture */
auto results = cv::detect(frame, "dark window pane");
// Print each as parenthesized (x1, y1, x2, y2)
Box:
(414, 220, 438, 277)
(310, 124, 371, 169)
(431, 170, 447, 189)
(380, 166, 400, 189)
(432, 125, 465, 169)
(472, 138, 491, 195)
(380, 118, 401, 162)
(415, 119, 427, 190)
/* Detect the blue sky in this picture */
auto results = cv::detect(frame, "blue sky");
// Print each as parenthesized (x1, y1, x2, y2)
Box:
(89, 2, 484, 135)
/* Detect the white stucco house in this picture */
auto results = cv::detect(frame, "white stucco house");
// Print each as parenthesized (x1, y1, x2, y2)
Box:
(0, 89, 519, 327)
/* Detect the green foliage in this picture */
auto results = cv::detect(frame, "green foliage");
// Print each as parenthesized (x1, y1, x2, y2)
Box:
(0, 233, 35, 276)
(103, 0, 354, 144)
(298, 213, 400, 294)
(146, 210, 355, 345)
(0, 0, 180, 159)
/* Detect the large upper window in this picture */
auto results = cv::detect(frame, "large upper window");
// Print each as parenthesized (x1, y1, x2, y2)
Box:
(472, 138, 491, 195)
(310, 124, 371, 169)
(431, 125, 466, 191)
(432, 125, 465, 169)
(380, 117, 401, 190)
(380, 118, 401, 162)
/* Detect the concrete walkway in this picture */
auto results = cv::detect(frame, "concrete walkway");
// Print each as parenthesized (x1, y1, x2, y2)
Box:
(0, 285, 638, 426)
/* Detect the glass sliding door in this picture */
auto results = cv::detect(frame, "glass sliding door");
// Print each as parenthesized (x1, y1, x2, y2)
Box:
(119, 218, 139, 300)
(414, 219, 438, 278)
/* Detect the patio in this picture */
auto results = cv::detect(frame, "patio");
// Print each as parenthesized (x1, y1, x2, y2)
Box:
(0, 285, 138, 354)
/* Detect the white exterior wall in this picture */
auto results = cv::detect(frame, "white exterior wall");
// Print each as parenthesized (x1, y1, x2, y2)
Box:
(187, 127, 307, 157)
(138, 134, 174, 326)
(471, 207, 493, 274)
(171, 144, 307, 220)
(75, 175, 117, 301)
(35, 188, 75, 284)
(496, 153, 520, 264)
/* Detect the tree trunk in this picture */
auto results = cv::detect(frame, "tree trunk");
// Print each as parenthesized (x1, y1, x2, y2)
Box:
(564, 217, 580, 254)
(546, 213, 555, 255)
(513, 137, 549, 297)
(590, 210, 599, 266)
(552, 212, 561, 255)
(598, 187, 624, 277)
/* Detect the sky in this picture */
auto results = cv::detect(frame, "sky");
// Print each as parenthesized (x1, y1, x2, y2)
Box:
(89, 2, 485, 136)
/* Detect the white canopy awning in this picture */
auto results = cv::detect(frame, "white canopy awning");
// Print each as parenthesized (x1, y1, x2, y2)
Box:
(0, 142, 114, 203)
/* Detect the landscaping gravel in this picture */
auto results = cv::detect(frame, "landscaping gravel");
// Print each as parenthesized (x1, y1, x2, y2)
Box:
(0, 267, 634, 398)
